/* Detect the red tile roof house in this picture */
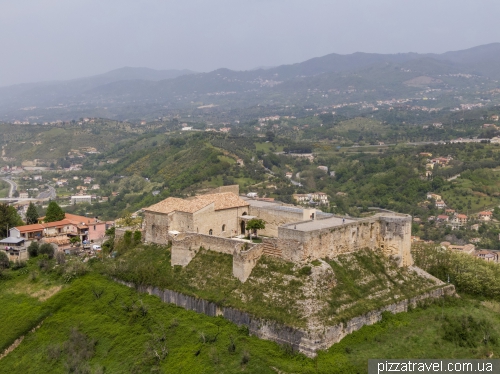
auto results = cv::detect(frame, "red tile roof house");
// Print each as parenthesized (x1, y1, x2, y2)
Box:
(9, 214, 108, 253)
(435, 200, 446, 209)
(437, 215, 449, 222)
(478, 211, 493, 221)
(452, 214, 468, 227)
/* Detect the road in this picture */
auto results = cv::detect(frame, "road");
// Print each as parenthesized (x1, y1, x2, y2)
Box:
(37, 185, 56, 200)
(1, 177, 17, 198)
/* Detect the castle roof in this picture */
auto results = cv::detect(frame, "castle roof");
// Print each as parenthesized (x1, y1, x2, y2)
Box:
(144, 192, 249, 214)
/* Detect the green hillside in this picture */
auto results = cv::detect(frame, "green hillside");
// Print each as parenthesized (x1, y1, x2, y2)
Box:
(1, 249, 499, 373)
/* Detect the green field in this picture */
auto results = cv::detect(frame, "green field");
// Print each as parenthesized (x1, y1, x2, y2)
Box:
(1, 256, 499, 373)
(255, 142, 284, 153)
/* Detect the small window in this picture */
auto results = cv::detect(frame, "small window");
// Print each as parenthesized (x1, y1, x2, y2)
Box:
(209, 229, 213, 235)
(94, 225, 96, 231)
(222, 224, 226, 232)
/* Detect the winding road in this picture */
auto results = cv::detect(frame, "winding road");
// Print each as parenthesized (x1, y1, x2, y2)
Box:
(1, 177, 17, 198)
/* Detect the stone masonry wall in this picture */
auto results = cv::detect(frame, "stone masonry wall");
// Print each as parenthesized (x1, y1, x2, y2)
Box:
(171, 234, 263, 281)
(233, 243, 264, 282)
(278, 214, 412, 266)
(194, 206, 249, 238)
(248, 206, 304, 237)
(115, 273, 455, 358)
(143, 211, 170, 245)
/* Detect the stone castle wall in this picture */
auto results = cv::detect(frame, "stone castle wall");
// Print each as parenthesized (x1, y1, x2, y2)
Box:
(248, 206, 304, 237)
(143, 211, 170, 245)
(171, 233, 262, 281)
(278, 214, 412, 266)
(115, 276, 455, 357)
(207, 185, 240, 195)
(194, 206, 249, 238)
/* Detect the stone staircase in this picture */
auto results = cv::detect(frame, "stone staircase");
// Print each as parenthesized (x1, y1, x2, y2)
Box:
(262, 240, 282, 258)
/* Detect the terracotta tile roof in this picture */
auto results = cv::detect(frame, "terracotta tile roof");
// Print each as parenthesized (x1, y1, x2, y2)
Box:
(38, 213, 99, 225)
(196, 193, 249, 211)
(144, 192, 249, 214)
(14, 223, 44, 233)
(479, 211, 492, 215)
(42, 219, 74, 228)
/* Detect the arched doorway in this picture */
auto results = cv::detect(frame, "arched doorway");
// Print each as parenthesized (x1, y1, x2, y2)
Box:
(240, 220, 246, 235)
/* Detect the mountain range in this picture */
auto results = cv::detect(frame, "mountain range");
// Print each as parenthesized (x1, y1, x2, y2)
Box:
(2, 43, 500, 121)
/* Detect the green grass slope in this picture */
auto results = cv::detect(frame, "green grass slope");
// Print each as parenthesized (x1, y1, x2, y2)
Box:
(101, 245, 440, 329)
(1, 258, 499, 373)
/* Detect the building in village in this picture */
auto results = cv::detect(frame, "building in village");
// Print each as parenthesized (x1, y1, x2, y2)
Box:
(5, 213, 110, 252)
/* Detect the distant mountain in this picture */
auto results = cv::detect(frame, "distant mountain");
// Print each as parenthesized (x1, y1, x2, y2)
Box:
(1, 43, 500, 121)
(0, 68, 195, 112)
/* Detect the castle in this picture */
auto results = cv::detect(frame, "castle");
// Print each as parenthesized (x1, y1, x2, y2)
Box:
(143, 186, 413, 282)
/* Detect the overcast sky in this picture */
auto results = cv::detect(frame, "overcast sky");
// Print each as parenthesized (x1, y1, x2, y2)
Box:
(1, 0, 499, 87)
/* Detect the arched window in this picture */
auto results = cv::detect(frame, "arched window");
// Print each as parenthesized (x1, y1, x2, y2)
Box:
(222, 224, 226, 232)
(209, 229, 213, 235)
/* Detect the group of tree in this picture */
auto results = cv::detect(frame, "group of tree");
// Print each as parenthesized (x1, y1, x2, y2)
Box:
(27, 241, 55, 259)
(0, 203, 23, 237)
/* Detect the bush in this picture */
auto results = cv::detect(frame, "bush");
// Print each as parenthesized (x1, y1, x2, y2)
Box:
(28, 241, 39, 258)
(0, 251, 9, 269)
(55, 251, 66, 265)
(133, 230, 142, 244)
(124, 231, 132, 245)
(38, 243, 55, 259)
(298, 266, 312, 276)
(442, 315, 496, 348)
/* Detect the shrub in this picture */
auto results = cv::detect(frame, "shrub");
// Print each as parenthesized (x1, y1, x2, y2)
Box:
(63, 327, 96, 373)
(124, 231, 132, 245)
(133, 230, 142, 244)
(442, 315, 496, 348)
(28, 241, 39, 257)
(298, 266, 312, 276)
(55, 252, 66, 265)
(0, 251, 9, 269)
(240, 350, 250, 365)
(11, 261, 27, 270)
(38, 243, 54, 259)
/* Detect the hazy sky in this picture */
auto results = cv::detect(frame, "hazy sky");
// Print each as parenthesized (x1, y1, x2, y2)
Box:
(1, 0, 499, 87)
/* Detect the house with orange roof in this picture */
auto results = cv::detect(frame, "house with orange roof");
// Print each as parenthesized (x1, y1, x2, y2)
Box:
(9, 213, 109, 251)
(451, 213, 468, 228)
(478, 211, 493, 221)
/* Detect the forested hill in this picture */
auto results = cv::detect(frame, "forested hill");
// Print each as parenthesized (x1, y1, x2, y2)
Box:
(2, 43, 500, 121)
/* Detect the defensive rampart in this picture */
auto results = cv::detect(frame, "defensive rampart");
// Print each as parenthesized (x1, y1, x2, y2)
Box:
(278, 213, 412, 266)
(171, 234, 263, 282)
(115, 275, 455, 357)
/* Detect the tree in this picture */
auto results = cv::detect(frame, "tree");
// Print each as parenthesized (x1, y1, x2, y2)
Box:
(246, 219, 266, 238)
(26, 202, 39, 225)
(0, 203, 24, 238)
(39, 243, 55, 259)
(266, 131, 275, 142)
(28, 241, 39, 257)
(45, 201, 65, 222)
